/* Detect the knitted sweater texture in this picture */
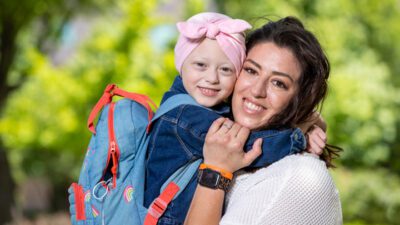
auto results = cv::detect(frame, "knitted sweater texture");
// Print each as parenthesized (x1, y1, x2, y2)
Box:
(220, 153, 342, 225)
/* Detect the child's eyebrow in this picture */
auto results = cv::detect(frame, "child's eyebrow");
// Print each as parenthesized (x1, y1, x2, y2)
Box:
(192, 57, 209, 61)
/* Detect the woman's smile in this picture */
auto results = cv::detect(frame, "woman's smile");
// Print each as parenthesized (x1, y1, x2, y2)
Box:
(243, 98, 265, 114)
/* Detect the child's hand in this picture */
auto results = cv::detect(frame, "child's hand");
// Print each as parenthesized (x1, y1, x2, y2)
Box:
(306, 125, 327, 155)
(203, 118, 262, 173)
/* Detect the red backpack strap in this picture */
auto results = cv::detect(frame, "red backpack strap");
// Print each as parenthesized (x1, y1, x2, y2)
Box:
(87, 84, 116, 134)
(144, 182, 180, 225)
(87, 84, 157, 134)
(113, 87, 157, 124)
(70, 183, 86, 221)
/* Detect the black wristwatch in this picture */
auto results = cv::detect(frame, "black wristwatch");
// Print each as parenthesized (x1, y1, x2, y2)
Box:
(197, 168, 232, 192)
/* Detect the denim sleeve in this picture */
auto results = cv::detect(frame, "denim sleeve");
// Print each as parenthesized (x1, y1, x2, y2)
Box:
(175, 105, 221, 157)
(244, 128, 307, 168)
(175, 104, 307, 167)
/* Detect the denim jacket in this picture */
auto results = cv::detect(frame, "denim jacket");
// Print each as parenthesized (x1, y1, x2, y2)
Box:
(144, 76, 306, 225)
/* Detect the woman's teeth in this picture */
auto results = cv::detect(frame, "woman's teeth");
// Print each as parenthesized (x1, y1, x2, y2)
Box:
(244, 99, 263, 112)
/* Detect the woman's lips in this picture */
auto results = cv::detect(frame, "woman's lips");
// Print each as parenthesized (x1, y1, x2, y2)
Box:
(199, 87, 219, 97)
(243, 98, 265, 114)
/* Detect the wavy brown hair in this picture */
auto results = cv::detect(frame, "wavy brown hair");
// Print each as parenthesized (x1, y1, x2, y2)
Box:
(246, 17, 341, 167)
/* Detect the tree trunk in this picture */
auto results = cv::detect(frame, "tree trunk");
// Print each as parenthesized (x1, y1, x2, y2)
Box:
(0, 18, 18, 225)
(0, 142, 15, 224)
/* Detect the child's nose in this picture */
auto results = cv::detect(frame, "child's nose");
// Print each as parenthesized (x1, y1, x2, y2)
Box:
(204, 69, 219, 84)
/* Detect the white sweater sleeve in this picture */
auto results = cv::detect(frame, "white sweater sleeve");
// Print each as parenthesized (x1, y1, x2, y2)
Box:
(220, 154, 342, 225)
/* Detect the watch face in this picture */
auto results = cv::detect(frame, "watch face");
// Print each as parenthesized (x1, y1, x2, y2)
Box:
(199, 169, 220, 188)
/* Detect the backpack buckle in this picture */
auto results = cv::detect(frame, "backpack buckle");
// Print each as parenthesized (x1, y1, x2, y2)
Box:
(104, 84, 117, 95)
(148, 198, 167, 219)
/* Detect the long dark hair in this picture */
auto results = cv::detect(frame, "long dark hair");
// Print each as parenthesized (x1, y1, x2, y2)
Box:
(246, 17, 341, 167)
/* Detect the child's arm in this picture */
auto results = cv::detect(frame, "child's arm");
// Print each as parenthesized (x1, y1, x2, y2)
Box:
(244, 128, 306, 168)
(177, 105, 325, 168)
(177, 106, 305, 168)
(174, 105, 222, 156)
(243, 112, 328, 168)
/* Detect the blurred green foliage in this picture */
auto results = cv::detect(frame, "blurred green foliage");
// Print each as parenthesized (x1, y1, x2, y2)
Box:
(0, 0, 399, 224)
(216, 1, 400, 223)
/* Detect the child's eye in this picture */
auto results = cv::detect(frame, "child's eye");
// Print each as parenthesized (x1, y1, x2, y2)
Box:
(272, 80, 288, 90)
(220, 66, 234, 74)
(194, 62, 206, 68)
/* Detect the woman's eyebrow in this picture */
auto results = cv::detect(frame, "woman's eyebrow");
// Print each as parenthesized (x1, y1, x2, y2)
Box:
(272, 71, 294, 82)
(245, 59, 262, 69)
(246, 59, 295, 82)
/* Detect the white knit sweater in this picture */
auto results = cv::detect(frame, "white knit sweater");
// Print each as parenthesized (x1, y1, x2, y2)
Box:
(220, 153, 342, 225)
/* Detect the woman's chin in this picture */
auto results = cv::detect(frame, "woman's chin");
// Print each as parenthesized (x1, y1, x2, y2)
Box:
(233, 117, 257, 130)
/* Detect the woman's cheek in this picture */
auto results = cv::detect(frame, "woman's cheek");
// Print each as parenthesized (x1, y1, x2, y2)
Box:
(267, 89, 290, 110)
(237, 76, 253, 91)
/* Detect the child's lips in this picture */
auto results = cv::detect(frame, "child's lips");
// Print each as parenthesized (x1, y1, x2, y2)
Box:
(198, 87, 219, 97)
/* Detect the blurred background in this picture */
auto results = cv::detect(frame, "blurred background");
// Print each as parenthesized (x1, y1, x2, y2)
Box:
(0, 0, 399, 224)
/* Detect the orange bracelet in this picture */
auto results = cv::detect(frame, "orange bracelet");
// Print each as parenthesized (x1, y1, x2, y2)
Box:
(199, 163, 233, 180)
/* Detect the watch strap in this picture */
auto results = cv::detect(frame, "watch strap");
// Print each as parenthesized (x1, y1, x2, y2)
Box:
(199, 163, 233, 180)
(217, 175, 232, 192)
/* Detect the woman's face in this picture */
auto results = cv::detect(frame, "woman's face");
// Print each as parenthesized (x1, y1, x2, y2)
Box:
(232, 42, 302, 130)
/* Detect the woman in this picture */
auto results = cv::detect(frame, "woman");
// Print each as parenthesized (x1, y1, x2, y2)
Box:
(185, 17, 342, 225)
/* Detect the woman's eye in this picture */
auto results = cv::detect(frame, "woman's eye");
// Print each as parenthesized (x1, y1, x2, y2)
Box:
(244, 67, 257, 75)
(272, 80, 288, 89)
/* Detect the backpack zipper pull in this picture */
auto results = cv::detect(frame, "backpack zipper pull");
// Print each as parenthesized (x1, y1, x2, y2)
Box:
(110, 141, 116, 153)
(110, 141, 118, 188)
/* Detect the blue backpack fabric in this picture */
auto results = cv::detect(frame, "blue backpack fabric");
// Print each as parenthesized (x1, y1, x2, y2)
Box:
(68, 84, 201, 225)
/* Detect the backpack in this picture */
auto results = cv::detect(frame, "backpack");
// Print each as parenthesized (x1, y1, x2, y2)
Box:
(68, 84, 202, 225)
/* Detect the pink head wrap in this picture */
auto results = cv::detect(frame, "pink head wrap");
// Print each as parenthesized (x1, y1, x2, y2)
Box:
(174, 12, 252, 76)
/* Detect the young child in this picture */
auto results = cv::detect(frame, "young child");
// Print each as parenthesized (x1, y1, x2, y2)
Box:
(144, 12, 311, 224)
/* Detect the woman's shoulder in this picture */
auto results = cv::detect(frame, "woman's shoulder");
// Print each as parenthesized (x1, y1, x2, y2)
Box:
(224, 153, 342, 225)
(251, 153, 329, 174)
(237, 153, 337, 192)
(272, 153, 329, 172)
(260, 154, 341, 224)
(234, 153, 334, 191)
(274, 153, 336, 189)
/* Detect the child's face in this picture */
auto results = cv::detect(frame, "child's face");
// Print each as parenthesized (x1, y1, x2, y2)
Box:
(181, 39, 237, 107)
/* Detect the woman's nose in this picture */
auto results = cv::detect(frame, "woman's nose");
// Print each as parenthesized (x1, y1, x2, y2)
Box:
(250, 78, 267, 98)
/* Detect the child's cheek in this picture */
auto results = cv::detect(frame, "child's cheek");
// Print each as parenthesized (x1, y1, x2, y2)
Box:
(226, 77, 237, 94)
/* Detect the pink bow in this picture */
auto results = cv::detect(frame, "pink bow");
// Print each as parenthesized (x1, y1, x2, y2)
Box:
(177, 19, 252, 40)
(174, 13, 252, 76)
